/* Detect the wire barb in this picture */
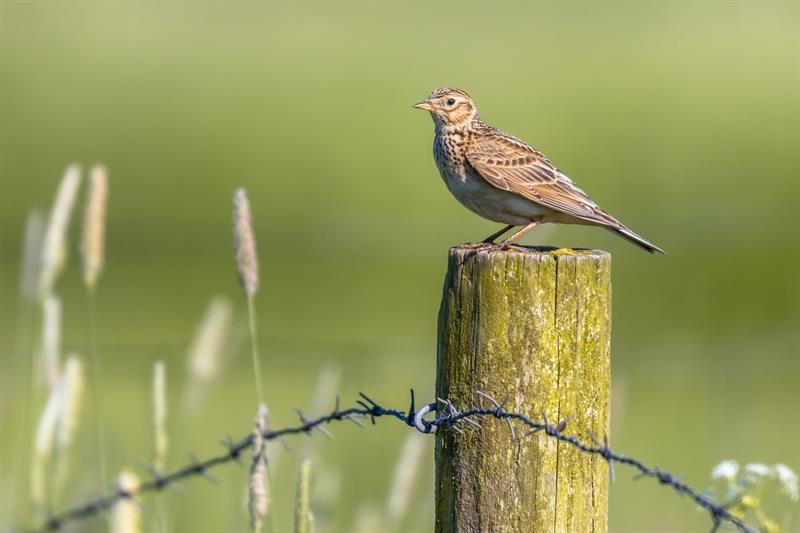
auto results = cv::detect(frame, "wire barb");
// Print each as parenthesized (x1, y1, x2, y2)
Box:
(220, 435, 244, 464)
(587, 429, 615, 483)
(475, 390, 516, 440)
(295, 408, 333, 439)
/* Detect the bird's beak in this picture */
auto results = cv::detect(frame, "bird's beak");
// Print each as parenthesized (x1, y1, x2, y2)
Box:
(413, 100, 433, 111)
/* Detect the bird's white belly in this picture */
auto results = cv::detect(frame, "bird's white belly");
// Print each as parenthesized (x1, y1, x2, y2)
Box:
(442, 169, 552, 226)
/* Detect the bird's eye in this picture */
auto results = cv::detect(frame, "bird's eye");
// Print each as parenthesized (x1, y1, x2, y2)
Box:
(446, 98, 456, 106)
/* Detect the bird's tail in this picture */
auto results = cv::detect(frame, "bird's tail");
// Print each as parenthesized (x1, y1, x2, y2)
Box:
(607, 224, 665, 254)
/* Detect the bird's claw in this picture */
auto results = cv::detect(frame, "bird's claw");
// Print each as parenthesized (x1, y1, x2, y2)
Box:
(462, 241, 494, 250)
(498, 242, 527, 252)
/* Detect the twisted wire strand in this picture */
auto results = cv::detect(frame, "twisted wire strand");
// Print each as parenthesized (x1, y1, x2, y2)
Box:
(35, 391, 751, 533)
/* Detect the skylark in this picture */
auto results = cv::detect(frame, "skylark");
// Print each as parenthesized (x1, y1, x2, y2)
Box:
(414, 87, 664, 253)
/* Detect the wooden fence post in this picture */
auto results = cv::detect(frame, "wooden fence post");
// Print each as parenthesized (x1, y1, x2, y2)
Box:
(435, 245, 611, 532)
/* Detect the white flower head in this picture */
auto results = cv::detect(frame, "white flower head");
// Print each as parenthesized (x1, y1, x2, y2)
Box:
(744, 463, 771, 478)
(711, 460, 739, 481)
(773, 463, 799, 502)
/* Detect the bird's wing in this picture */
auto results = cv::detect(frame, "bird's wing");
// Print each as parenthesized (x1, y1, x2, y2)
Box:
(465, 128, 618, 226)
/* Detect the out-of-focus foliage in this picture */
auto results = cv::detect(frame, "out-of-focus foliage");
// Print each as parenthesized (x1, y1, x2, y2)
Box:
(710, 461, 799, 532)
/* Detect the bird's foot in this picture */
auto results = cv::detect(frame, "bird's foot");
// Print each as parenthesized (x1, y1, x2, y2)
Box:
(497, 242, 528, 252)
(461, 241, 528, 253)
(461, 241, 494, 250)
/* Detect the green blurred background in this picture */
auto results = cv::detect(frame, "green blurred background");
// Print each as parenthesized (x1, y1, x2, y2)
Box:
(1, 1, 798, 531)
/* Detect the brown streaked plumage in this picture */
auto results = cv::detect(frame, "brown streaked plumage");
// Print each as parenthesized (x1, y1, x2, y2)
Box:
(413, 87, 664, 253)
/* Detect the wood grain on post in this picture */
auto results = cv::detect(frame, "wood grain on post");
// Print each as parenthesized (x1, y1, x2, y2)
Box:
(435, 245, 611, 533)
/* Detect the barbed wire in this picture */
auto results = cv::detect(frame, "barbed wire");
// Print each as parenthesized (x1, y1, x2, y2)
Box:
(33, 390, 752, 533)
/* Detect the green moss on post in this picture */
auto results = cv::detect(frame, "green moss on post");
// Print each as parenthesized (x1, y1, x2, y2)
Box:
(435, 245, 611, 532)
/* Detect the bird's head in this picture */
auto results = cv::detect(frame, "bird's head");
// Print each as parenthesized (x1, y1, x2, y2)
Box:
(413, 87, 478, 129)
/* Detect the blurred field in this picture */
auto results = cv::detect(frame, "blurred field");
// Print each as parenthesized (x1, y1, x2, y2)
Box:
(1, 1, 798, 531)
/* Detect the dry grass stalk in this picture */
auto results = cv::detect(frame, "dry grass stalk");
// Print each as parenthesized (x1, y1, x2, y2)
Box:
(110, 469, 141, 533)
(81, 164, 109, 291)
(294, 459, 314, 533)
(248, 404, 270, 533)
(233, 188, 259, 297)
(152, 360, 168, 472)
(19, 209, 46, 301)
(38, 165, 81, 300)
(40, 295, 62, 389)
(184, 295, 233, 409)
(385, 432, 427, 527)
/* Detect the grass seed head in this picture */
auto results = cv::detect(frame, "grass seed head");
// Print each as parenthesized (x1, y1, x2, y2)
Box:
(31, 370, 64, 505)
(233, 188, 259, 297)
(39, 165, 81, 300)
(81, 164, 109, 290)
(110, 469, 141, 533)
(52, 355, 84, 499)
(184, 295, 234, 409)
(248, 403, 270, 532)
(295, 458, 314, 533)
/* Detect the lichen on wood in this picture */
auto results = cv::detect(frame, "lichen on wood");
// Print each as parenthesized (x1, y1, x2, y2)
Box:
(435, 245, 611, 533)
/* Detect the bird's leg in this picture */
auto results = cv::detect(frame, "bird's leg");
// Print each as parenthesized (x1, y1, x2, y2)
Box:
(501, 221, 539, 244)
(482, 224, 515, 244)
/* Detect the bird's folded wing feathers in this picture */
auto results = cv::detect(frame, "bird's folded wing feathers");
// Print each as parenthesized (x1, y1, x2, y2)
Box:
(465, 131, 619, 226)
